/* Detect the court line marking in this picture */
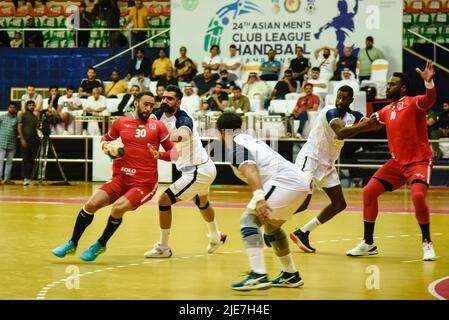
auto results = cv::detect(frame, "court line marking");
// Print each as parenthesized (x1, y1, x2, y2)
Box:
(428, 276, 449, 300)
(36, 232, 445, 300)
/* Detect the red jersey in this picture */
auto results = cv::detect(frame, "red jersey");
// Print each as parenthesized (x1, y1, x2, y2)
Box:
(101, 115, 172, 184)
(377, 85, 436, 165)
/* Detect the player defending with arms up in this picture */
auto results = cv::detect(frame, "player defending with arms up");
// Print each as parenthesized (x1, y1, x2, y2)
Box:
(347, 60, 438, 261)
(144, 85, 227, 258)
(218, 113, 313, 290)
(52, 92, 175, 261)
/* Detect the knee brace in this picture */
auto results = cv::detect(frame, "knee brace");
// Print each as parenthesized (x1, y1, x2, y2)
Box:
(194, 195, 210, 210)
(264, 226, 288, 252)
(160, 189, 177, 212)
(240, 211, 263, 248)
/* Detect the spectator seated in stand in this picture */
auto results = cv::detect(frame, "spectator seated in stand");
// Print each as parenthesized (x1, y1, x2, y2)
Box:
(180, 83, 201, 115)
(430, 101, 449, 159)
(289, 46, 310, 86)
(151, 48, 173, 81)
(313, 46, 338, 81)
(58, 85, 83, 135)
(290, 83, 320, 138)
(111, 85, 140, 116)
(105, 71, 129, 98)
(217, 69, 236, 94)
(156, 67, 179, 88)
(79, 67, 104, 98)
(260, 49, 282, 81)
(202, 82, 229, 113)
(202, 44, 222, 75)
(83, 87, 107, 135)
(304, 67, 329, 104)
(127, 48, 151, 80)
(242, 72, 269, 106)
(154, 84, 166, 108)
(228, 86, 251, 114)
(128, 70, 151, 92)
(333, 46, 357, 80)
(194, 67, 218, 99)
(220, 44, 241, 81)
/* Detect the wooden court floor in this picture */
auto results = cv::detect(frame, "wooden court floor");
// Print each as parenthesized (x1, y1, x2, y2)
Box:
(0, 182, 448, 300)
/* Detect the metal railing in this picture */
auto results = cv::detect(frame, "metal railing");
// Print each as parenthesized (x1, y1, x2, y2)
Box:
(406, 28, 449, 70)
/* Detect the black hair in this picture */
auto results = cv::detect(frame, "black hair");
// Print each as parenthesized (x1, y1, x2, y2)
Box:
(166, 85, 183, 100)
(311, 67, 321, 72)
(8, 101, 17, 107)
(232, 86, 242, 91)
(217, 113, 243, 131)
(392, 72, 410, 93)
(25, 100, 35, 106)
(337, 85, 354, 98)
(88, 67, 96, 72)
(135, 91, 154, 102)
(49, 85, 59, 91)
(304, 83, 314, 89)
(366, 36, 374, 42)
(230, 44, 237, 49)
(66, 85, 75, 91)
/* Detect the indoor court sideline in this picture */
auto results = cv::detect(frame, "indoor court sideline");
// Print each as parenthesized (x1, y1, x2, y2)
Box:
(1, 183, 448, 300)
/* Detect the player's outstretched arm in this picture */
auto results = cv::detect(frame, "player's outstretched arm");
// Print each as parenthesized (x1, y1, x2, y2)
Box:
(414, 60, 437, 111)
(330, 114, 382, 140)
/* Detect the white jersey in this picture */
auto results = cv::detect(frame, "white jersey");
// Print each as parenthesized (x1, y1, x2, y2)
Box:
(229, 133, 311, 191)
(298, 105, 364, 166)
(153, 108, 209, 170)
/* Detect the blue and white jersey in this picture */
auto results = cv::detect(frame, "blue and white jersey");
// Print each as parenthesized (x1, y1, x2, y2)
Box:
(228, 133, 311, 191)
(153, 108, 209, 170)
(299, 105, 364, 166)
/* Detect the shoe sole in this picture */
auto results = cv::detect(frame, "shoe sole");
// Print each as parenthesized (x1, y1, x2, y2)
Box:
(346, 249, 378, 257)
(80, 248, 106, 262)
(271, 279, 304, 288)
(207, 235, 228, 254)
(52, 249, 76, 258)
(423, 256, 438, 261)
(231, 282, 271, 291)
(289, 233, 316, 253)
(144, 249, 173, 258)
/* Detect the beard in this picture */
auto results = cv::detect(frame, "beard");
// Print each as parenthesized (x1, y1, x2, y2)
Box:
(137, 109, 150, 120)
(161, 102, 175, 114)
(386, 90, 401, 101)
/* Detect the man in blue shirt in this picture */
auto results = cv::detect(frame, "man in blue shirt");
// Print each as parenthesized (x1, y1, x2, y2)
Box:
(0, 102, 18, 184)
(260, 49, 282, 81)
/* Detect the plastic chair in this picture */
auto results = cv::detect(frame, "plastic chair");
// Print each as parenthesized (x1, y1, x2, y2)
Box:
(405, 0, 425, 13)
(425, 0, 442, 12)
(0, 4, 14, 17)
(46, 4, 64, 17)
(14, 4, 29, 17)
(285, 93, 303, 101)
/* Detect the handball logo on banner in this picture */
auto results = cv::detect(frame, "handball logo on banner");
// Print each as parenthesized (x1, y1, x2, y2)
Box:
(204, 0, 263, 52)
(305, 0, 316, 14)
(284, 0, 301, 13)
(182, 0, 199, 11)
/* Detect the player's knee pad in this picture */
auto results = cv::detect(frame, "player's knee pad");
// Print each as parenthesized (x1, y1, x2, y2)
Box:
(164, 189, 177, 205)
(194, 195, 210, 210)
(264, 227, 288, 252)
(240, 212, 263, 248)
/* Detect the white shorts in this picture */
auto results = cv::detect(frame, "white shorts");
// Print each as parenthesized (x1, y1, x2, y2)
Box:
(247, 184, 309, 221)
(168, 158, 217, 201)
(295, 153, 340, 189)
(61, 108, 84, 117)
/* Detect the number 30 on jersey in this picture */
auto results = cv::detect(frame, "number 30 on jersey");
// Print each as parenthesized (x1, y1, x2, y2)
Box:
(135, 128, 147, 138)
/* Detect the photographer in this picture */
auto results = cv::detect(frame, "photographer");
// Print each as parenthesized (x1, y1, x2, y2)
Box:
(18, 101, 40, 186)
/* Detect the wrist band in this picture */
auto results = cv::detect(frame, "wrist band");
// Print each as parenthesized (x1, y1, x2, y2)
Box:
(253, 189, 265, 203)
(425, 80, 435, 89)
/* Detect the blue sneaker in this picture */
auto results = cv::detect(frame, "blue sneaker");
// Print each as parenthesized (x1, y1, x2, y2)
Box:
(52, 240, 77, 258)
(271, 271, 304, 288)
(80, 241, 106, 262)
(231, 271, 271, 291)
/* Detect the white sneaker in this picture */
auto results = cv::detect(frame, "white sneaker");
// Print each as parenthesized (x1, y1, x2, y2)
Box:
(346, 240, 378, 257)
(207, 232, 227, 254)
(23, 178, 32, 186)
(422, 241, 437, 261)
(144, 242, 172, 258)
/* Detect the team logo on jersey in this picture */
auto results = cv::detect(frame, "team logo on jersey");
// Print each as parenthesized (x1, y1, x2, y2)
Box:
(149, 123, 156, 130)
(397, 102, 404, 110)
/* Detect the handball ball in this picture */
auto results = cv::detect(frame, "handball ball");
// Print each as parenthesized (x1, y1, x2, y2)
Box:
(107, 141, 125, 159)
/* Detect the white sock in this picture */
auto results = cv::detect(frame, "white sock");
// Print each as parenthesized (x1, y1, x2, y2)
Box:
(301, 217, 321, 233)
(278, 254, 297, 273)
(246, 247, 266, 274)
(160, 229, 170, 247)
(207, 220, 220, 239)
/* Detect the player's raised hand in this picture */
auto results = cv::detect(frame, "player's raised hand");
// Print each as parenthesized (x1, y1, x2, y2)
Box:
(416, 60, 435, 83)
(147, 143, 159, 159)
(255, 200, 272, 224)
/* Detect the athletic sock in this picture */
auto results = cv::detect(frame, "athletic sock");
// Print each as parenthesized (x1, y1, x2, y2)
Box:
(300, 217, 321, 233)
(97, 216, 122, 247)
(70, 208, 94, 246)
(419, 223, 431, 243)
(207, 220, 220, 239)
(278, 254, 297, 273)
(160, 228, 170, 247)
(364, 221, 375, 245)
(246, 247, 266, 275)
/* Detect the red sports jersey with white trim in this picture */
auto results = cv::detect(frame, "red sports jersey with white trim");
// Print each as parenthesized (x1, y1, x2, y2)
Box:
(377, 85, 436, 165)
(101, 115, 171, 184)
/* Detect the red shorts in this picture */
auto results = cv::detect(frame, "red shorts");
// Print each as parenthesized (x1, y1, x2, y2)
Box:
(100, 175, 158, 210)
(372, 159, 432, 191)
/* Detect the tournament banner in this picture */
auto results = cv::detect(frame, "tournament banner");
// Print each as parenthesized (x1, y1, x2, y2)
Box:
(171, 0, 402, 76)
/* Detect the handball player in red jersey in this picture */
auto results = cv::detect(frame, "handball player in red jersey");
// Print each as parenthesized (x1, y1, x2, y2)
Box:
(51, 91, 176, 261)
(347, 60, 438, 261)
